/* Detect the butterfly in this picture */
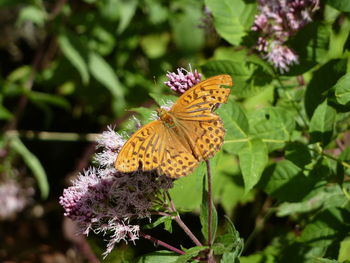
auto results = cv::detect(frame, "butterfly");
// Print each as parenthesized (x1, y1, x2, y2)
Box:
(115, 74, 233, 178)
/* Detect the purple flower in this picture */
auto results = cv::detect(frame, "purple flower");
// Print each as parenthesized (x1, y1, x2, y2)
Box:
(265, 42, 299, 73)
(164, 67, 202, 94)
(60, 168, 173, 257)
(94, 126, 125, 167)
(252, 0, 318, 72)
(60, 127, 173, 257)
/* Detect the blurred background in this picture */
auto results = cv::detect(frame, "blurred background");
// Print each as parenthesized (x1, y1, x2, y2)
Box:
(0, 0, 231, 262)
(2, 0, 350, 262)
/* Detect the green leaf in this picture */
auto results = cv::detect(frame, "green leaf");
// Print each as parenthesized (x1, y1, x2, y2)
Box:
(169, 163, 205, 211)
(334, 73, 350, 106)
(205, 0, 256, 45)
(221, 252, 240, 263)
(287, 22, 331, 75)
(313, 258, 343, 263)
(305, 59, 346, 117)
(27, 91, 70, 110)
(169, 2, 204, 53)
(117, 0, 138, 34)
(88, 52, 125, 109)
(259, 160, 319, 202)
(326, 0, 350, 12)
(248, 107, 295, 151)
(339, 238, 350, 262)
(137, 250, 178, 263)
(9, 136, 49, 199)
(175, 246, 208, 263)
(0, 103, 13, 120)
(285, 142, 312, 168)
(200, 174, 218, 243)
(58, 34, 90, 85)
(218, 99, 249, 154)
(300, 208, 350, 249)
(140, 33, 170, 59)
(201, 60, 253, 96)
(17, 6, 47, 27)
(213, 217, 243, 257)
(238, 138, 268, 193)
(149, 93, 178, 107)
(144, 216, 172, 231)
(276, 184, 349, 217)
(309, 100, 337, 145)
(240, 254, 264, 263)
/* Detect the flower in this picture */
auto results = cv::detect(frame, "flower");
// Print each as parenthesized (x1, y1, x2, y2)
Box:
(252, 0, 318, 72)
(94, 126, 125, 167)
(60, 126, 173, 257)
(265, 42, 299, 73)
(164, 67, 202, 94)
(0, 180, 34, 220)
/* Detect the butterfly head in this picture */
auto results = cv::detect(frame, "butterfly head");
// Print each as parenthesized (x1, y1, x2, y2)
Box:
(156, 108, 175, 128)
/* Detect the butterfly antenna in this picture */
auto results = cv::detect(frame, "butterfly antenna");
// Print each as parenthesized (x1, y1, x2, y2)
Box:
(152, 76, 161, 108)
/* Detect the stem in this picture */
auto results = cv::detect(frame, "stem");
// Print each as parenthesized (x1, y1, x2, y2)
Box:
(205, 160, 213, 248)
(309, 146, 350, 169)
(165, 192, 203, 247)
(139, 231, 185, 255)
(5, 130, 99, 142)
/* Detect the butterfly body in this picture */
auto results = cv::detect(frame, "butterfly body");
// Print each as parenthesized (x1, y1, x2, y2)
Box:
(157, 108, 176, 128)
(115, 74, 233, 178)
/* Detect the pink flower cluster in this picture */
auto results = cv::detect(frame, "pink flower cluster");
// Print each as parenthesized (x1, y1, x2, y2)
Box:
(164, 67, 202, 94)
(59, 127, 173, 257)
(252, 0, 318, 72)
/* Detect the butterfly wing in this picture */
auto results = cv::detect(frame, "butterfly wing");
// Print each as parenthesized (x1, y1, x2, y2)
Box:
(115, 119, 199, 178)
(170, 74, 232, 121)
(175, 118, 226, 160)
(159, 127, 199, 178)
(115, 120, 166, 173)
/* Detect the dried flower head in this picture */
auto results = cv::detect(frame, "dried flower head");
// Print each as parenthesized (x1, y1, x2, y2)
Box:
(164, 66, 202, 94)
(60, 126, 173, 257)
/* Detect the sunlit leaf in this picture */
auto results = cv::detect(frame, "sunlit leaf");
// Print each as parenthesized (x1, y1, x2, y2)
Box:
(334, 73, 350, 106)
(310, 100, 336, 145)
(88, 52, 125, 110)
(238, 138, 268, 193)
(58, 34, 90, 85)
(205, 0, 256, 45)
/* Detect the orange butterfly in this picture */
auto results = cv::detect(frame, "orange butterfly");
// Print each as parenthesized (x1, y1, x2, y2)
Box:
(115, 74, 233, 178)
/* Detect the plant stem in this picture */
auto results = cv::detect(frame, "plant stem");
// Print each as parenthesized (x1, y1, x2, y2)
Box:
(139, 231, 185, 255)
(165, 192, 203, 247)
(205, 160, 213, 248)
(5, 130, 98, 142)
(309, 146, 350, 169)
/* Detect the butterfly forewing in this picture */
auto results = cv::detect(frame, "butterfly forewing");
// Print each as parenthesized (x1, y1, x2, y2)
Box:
(115, 120, 165, 172)
(170, 74, 232, 121)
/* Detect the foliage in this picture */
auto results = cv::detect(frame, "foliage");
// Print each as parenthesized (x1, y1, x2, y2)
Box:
(1, 0, 350, 263)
